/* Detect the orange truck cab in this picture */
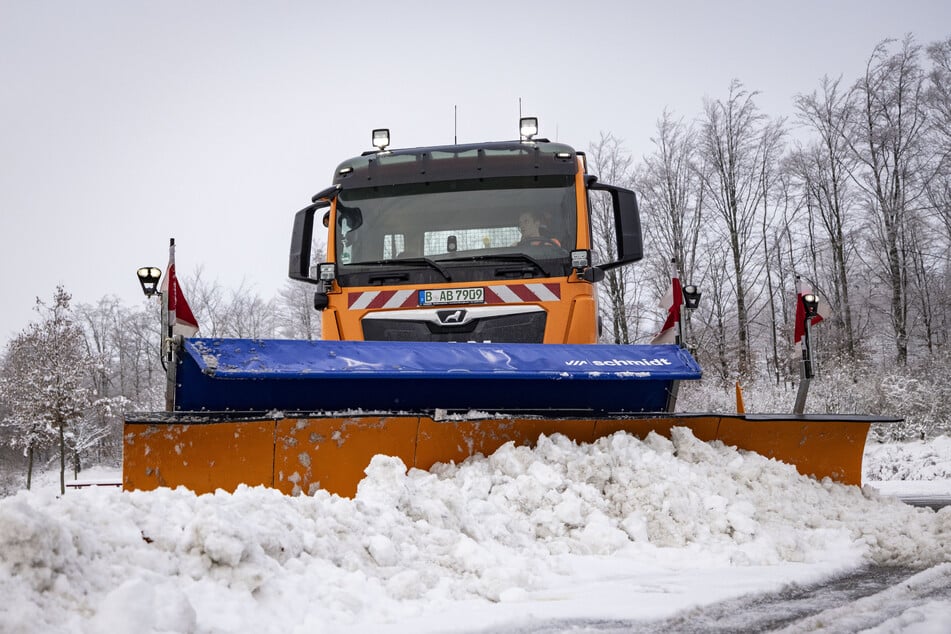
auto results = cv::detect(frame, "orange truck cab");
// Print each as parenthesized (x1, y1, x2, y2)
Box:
(289, 119, 644, 344)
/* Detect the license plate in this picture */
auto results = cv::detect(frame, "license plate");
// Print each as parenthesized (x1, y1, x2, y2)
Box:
(419, 287, 485, 306)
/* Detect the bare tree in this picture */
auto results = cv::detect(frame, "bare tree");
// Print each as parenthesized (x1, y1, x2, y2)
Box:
(926, 36, 951, 153)
(184, 268, 279, 339)
(793, 76, 862, 359)
(115, 302, 165, 409)
(696, 242, 734, 382)
(273, 243, 326, 340)
(76, 296, 122, 398)
(636, 110, 705, 307)
(759, 172, 802, 384)
(587, 132, 644, 343)
(924, 37, 951, 350)
(275, 281, 321, 340)
(697, 81, 782, 376)
(183, 265, 226, 337)
(845, 36, 931, 365)
(221, 283, 278, 339)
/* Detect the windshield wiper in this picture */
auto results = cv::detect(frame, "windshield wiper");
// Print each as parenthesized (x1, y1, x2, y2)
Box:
(349, 258, 452, 281)
(439, 254, 549, 277)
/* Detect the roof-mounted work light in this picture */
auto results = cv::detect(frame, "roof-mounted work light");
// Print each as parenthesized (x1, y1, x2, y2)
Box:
(136, 267, 162, 297)
(372, 128, 390, 151)
(519, 117, 538, 141)
(683, 284, 702, 310)
(802, 293, 819, 319)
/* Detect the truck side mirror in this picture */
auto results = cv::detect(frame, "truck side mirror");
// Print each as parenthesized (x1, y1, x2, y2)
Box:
(588, 181, 643, 271)
(289, 199, 331, 283)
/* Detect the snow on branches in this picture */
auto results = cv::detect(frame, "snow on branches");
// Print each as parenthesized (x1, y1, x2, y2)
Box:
(0, 286, 99, 492)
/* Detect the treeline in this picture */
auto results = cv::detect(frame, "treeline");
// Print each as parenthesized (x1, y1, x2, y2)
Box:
(591, 35, 951, 424)
(3, 35, 950, 492)
(0, 274, 319, 493)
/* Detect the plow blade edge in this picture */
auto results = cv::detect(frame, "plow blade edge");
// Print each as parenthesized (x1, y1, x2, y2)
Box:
(123, 412, 889, 496)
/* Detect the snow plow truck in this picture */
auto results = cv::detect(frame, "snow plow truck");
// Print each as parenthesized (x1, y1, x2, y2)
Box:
(123, 118, 897, 496)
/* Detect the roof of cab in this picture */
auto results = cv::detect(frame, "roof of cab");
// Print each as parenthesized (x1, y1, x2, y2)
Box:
(332, 140, 580, 189)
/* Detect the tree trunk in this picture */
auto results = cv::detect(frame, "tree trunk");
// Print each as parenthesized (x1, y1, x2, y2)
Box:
(73, 449, 81, 481)
(606, 270, 629, 343)
(26, 442, 34, 490)
(732, 237, 751, 377)
(59, 419, 66, 495)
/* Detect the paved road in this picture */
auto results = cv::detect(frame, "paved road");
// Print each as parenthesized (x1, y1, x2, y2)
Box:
(496, 564, 951, 633)
(898, 494, 951, 511)
(491, 496, 950, 633)
(631, 565, 950, 633)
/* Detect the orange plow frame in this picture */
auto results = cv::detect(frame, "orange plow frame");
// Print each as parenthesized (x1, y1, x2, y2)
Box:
(123, 412, 883, 497)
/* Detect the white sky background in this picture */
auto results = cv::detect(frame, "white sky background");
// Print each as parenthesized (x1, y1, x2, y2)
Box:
(1, 1, 950, 340)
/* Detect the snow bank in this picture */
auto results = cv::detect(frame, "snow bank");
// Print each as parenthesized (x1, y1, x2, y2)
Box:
(2, 429, 949, 633)
(864, 435, 951, 481)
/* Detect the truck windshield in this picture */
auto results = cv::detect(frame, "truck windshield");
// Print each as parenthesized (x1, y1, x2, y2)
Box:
(334, 176, 576, 271)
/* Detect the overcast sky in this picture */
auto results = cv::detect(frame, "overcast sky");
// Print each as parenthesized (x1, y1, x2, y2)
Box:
(2, 1, 950, 341)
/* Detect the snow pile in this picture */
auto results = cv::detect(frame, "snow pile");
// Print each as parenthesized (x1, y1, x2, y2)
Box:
(864, 434, 951, 481)
(2, 429, 950, 633)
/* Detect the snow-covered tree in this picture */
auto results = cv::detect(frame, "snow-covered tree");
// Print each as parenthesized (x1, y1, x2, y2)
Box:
(68, 395, 129, 477)
(0, 287, 95, 493)
(0, 334, 55, 489)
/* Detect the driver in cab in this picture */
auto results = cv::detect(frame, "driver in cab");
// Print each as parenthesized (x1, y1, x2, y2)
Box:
(516, 211, 560, 247)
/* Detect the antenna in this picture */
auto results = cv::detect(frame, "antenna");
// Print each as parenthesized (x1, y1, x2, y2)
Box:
(518, 97, 522, 135)
(454, 105, 457, 144)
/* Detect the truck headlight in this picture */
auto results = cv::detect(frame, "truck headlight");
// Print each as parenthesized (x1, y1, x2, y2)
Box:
(571, 250, 590, 269)
(318, 263, 336, 282)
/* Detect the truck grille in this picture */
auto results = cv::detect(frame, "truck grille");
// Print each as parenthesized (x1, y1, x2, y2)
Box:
(362, 307, 546, 343)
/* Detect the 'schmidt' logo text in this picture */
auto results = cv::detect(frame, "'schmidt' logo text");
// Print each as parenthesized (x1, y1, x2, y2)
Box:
(564, 358, 673, 367)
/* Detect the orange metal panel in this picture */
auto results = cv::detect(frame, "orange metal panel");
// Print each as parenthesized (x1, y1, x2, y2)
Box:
(321, 308, 342, 340)
(273, 416, 419, 498)
(573, 165, 592, 248)
(715, 416, 870, 485)
(122, 412, 873, 498)
(415, 417, 598, 470)
(563, 296, 598, 344)
(122, 420, 276, 494)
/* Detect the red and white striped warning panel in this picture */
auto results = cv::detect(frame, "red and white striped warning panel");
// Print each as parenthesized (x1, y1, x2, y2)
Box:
(347, 289, 418, 310)
(348, 283, 561, 309)
(484, 283, 560, 304)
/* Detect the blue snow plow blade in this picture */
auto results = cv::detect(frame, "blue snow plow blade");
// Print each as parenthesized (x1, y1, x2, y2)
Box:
(174, 339, 702, 414)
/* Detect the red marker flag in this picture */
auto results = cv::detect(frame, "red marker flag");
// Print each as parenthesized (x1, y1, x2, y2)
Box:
(161, 239, 199, 338)
(793, 277, 824, 345)
(651, 259, 682, 345)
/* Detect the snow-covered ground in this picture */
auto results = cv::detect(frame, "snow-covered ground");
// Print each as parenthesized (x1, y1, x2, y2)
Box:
(2, 429, 950, 633)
